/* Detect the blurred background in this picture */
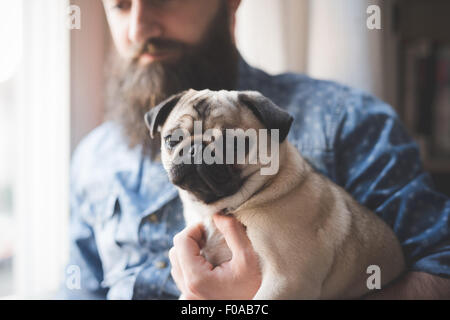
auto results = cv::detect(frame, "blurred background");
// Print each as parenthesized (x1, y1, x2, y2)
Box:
(0, 0, 449, 299)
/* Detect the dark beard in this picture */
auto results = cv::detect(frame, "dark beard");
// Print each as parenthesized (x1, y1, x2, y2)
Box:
(105, 1, 238, 158)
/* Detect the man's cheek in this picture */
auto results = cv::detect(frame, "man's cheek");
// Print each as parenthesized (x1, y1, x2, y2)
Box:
(107, 21, 133, 58)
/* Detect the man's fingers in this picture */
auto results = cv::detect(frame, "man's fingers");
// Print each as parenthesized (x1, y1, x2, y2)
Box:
(173, 223, 213, 294)
(168, 247, 186, 293)
(169, 246, 203, 299)
(173, 223, 206, 260)
(213, 213, 255, 265)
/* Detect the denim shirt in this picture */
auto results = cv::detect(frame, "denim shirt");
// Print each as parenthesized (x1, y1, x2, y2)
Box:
(64, 57, 450, 300)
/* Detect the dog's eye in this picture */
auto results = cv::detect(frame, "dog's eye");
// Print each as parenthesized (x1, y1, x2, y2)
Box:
(164, 135, 182, 150)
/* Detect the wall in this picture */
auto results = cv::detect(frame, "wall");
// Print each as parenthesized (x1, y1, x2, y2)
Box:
(70, 0, 110, 152)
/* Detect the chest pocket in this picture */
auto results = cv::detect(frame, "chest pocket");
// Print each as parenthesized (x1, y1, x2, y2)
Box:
(93, 194, 130, 288)
(138, 197, 185, 253)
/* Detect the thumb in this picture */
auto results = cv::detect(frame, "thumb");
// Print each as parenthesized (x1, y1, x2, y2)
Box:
(213, 213, 253, 260)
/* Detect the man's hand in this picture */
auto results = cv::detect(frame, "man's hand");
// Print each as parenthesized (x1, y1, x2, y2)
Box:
(169, 213, 262, 300)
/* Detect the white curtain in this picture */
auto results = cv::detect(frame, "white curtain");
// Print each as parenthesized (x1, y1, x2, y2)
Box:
(236, 0, 386, 100)
(236, 0, 309, 75)
(13, 0, 70, 298)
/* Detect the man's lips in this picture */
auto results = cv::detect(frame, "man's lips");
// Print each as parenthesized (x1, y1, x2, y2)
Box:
(139, 52, 171, 63)
(137, 42, 183, 64)
(138, 50, 180, 64)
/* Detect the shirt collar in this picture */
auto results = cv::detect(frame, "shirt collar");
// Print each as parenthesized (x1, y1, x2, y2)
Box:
(237, 53, 257, 91)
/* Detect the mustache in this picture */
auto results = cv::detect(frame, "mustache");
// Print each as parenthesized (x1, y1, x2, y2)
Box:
(132, 38, 188, 59)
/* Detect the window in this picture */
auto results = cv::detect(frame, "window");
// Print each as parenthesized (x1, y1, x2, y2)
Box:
(0, 0, 22, 298)
(0, 0, 70, 299)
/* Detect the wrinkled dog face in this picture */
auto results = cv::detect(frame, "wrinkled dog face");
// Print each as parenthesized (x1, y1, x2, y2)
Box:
(145, 89, 293, 205)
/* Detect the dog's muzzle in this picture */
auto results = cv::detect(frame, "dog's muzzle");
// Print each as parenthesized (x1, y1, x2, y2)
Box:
(169, 142, 243, 204)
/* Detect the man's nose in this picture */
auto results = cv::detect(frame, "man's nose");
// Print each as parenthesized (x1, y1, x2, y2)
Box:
(128, 0, 163, 44)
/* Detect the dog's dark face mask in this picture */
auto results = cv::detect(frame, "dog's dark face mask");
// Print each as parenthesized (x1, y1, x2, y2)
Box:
(104, 0, 238, 157)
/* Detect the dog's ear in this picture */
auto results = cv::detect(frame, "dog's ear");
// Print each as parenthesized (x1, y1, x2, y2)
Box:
(238, 91, 294, 142)
(145, 91, 186, 139)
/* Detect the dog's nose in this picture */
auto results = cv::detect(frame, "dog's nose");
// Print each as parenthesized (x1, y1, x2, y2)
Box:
(189, 144, 200, 157)
(196, 163, 240, 197)
(188, 141, 211, 163)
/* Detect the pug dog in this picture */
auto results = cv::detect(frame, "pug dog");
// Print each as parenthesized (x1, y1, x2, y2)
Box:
(144, 89, 405, 299)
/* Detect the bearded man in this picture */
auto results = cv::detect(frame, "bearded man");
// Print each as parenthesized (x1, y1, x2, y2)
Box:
(64, 0, 450, 300)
